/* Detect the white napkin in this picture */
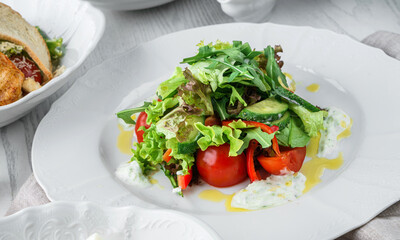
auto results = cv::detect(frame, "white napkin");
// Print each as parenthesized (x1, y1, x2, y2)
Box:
(6, 31, 400, 239)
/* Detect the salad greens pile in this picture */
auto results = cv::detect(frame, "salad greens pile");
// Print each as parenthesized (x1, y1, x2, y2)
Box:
(117, 40, 327, 194)
(36, 26, 65, 61)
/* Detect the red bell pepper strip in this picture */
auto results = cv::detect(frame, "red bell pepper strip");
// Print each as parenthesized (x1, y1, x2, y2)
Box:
(246, 140, 261, 182)
(162, 148, 172, 163)
(222, 120, 281, 156)
(178, 168, 192, 190)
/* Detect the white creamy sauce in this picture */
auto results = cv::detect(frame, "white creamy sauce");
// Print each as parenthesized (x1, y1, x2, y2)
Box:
(115, 161, 150, 187)
(318, 107, 351, 157)
(231, 173, 306, 210)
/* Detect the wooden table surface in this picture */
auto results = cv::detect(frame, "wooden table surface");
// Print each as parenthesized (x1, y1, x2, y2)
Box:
(1, 0, 400, 217)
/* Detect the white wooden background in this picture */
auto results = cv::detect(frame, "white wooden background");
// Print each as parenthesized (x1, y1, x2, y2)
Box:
(1, 0, 400, 217)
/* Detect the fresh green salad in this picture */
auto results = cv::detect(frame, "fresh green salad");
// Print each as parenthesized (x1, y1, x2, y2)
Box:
(117, 41, 327, 196)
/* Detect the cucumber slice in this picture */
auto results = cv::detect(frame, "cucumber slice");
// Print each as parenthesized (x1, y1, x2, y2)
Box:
(274, 87, 320, 112)
(178, 133, 202, 154)
(238, 97, 288, 122)
(269, 111, 291, 129)
(176, 115, 204, 154)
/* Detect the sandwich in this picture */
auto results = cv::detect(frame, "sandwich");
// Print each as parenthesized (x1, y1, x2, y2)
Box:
(0, 3, 64, 106)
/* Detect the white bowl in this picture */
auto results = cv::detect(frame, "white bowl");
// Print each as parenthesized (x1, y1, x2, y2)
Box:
(0, 201, 221, 239)
(82, 0, 175, 11)
(218, 0, 277, 22)
(0, 0, 105, 127)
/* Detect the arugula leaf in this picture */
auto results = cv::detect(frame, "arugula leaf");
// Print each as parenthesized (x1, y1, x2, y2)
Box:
(157, 67, 188, 99)
(264, 46, 288, 88)
(116, 102, 151, 124)
(211, 97, 231, 120)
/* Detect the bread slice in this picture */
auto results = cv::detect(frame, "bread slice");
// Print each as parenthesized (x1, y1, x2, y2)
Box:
(0, 52, 24, 106)
(0, 3, 53, 82)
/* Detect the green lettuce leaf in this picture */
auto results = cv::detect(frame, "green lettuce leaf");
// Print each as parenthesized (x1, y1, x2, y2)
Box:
(276, 117, 310, 148)
(36, 27, 65, 60)
(289, 104, 326, 137)
(194, 123, 243, 156)
(179, 69, 214, 115)
(157, 67, 188, 99)
(238, 128, 274, 154)
(131, 125, 167, 175)
(145, 98, 179, 124)
(166, 138, 195, 175)
(188, 60, 227, 91)
(288, 117, 311, 147)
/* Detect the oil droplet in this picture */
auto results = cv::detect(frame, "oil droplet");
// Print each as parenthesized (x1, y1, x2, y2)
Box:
(117, 124, 134, 155)
(306, 83, 320, 92)
(302, 132, 343, 193)
(198, 189, 249, 212)
(337, 118, 353, 141)
(301, 153, 343, 193)
(283, 72, 293, 80)
(150, 178, 164, 189)
(306, 133, 321, 157)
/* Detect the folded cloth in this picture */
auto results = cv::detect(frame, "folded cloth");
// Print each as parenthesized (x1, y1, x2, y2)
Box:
(6, 31, 400, 239)
(6, 174, 49, 216)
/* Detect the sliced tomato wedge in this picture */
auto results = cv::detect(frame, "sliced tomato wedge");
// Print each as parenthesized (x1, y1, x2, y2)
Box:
(257, 146, 306, 175)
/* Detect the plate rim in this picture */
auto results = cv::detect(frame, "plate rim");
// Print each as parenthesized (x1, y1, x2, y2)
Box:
(0, 201, 222, 239)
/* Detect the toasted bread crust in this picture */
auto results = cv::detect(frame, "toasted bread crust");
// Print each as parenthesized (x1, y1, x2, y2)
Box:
(0, 3, 53, 82)
(0, 52, 24, 106)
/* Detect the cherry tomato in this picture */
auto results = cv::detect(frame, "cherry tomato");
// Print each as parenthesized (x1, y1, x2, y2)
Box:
(9, 55, 42, 84)
(257, 146, 306, 175)
(196, 144, 247, 187)
(135, 112, 151, 143)
(204, 115, 221, 126)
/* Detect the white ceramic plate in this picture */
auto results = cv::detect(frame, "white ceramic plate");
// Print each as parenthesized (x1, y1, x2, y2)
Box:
(33, 23, 400, 240)
(0, 201, 220, 240)
(0, 0, 105, 127)
(82, 0, 175, 11)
